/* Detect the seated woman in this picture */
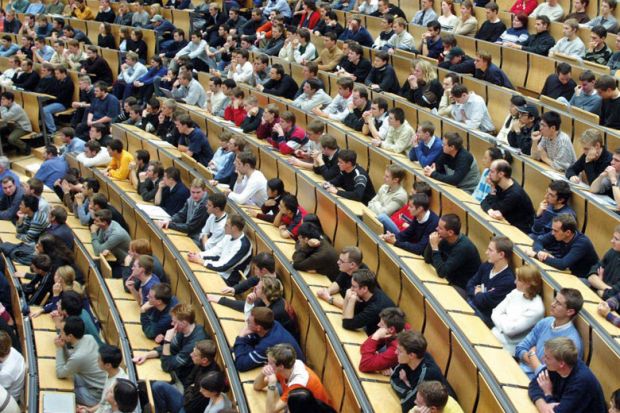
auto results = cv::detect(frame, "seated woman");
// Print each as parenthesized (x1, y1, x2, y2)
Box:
(453, 0, 478, 37)
(36, 234, 83, 284)
(497, 13, 529, 45)
(491, 265, 545, 354)
(21, 254, 53, 306)
(30, 265, 84, 317)
(466, 236, 516, 327)
(248, 178, 286, 223)
(400, 59, 443, 110)
(98, 22, 116, 49)
(199, 371, 232, 412)
(472, 147, 513, 203)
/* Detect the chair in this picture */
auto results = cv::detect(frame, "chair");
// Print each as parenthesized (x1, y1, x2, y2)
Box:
(501, 46, 528, 89)
(100, 48, 120, 81)
(524, 54, 555, 96)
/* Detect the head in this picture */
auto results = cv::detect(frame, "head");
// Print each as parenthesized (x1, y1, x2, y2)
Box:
(408, 193, 431, 218)
(248, 307, 274, 335)
(163, 167, 180, 187)
(199, 371, 228, 399)
(337, 77, 354, 98)
(396, 331, 427, 364)
(60, 316, 85, 344)
(206, 192, 227, 215)
(191, 339, 217, 367)
(539, 111, 562, 138)
(1, 176, 16, 197)
(485, 1, 499, 19)
(147, 283, 173, 308)
(542, 337, 579, 373)
(415, 381, 451, 412)
(449, 84, 469, 105)
(441, 132, 463, 157)
(475, 51, 492, 71)
(351, 269, 378, 300)
(0, 331, 12, 361)
(236, 151, 257, 175)
(106, 379, 139, 413)
(266, 343, 297, 372)
(436, 213, 461, 239)
(337, 149, 357, 173)
(486, 236, 514, 268)
(516, 104, 539, 126)
(338, 246, 363, 274)
(388, 108, 405, 129)
(515, 265, 542, 300)
(546, 180, 572, 208)
(595, 75, 619, 99)
(535, 16, 551, 33)
(373, 51, 389, 68)
(550, 288, 583, 321)
(170, 303, 196, 333)
(98, 344, 123, 372)
(562, 18, 579, 38)
(512, 12, 528, 28)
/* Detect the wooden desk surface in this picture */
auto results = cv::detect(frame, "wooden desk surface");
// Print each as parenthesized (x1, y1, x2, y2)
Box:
(449, 313, 503, 348)
(255, 223, 296, 245)
(296, 271, 332, 288)
(0, 220, 15, 233)
(243, 383, 266, 413)
(360, 380, 401, 413)
(502, 386, 539, 413)
(401, 257, 448, 284)
(114, 300, 141, 323)
(105, 279, 134, 300)
(546, 271, 601, 303)
(34, 330, 59, 357)
(124, 324, 158, 351)
(583, 302, 620, 337)
(424, 284, 475, 314)
(342, 343, 390, 383)
(168, 234, 199, 253)
(220, 319, 246, 348)
(325, 313, 367, 345)
(135, 359, 172, 382)
(29, 308, 57, 330)
(38, 359, 74, 391)
(211, 302, 246, 321)
(474, 346, 530, 388)
(194, 271, 229, 294)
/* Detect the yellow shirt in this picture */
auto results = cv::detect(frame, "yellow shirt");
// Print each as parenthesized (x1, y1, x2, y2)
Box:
(410, 397, 464, 413)
(73, 6, 94, 20)
(108, 150, 134, 180)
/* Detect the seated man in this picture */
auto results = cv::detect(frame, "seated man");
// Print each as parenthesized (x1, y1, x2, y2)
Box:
(390, 331, 450, 413)
(312, 77, 354, 122)
(158, 178, 208, 243)
(530, 180, 576, 239)
(475, 2, 507, 43)
(515, 288, 584, 379)
(408, 121, 442, 167)
(371, 107, 413, 155)
(253, 343, 332, 411)
(90, 209, 132, 263)
(55, 316, 107, 407)
(474, 51, 513, 89)
(368, 165, 408, 217)
(292, 222, 340, 280)
(568, 71, 602, 114)
(584, 25, 613, 64)
(337, 42, 372, 83)
(507, 104, 540, 155)
(448, 84, 495, 134)
(155, 167, 191, 216)
(481, 160, 535, 233)
(257, 63, 298, 100)
(86, 344, 129, 413)
(268, 111, 308, 155)
(528, 337, 606, 412)
(420, 21, 443, 59)
(310, 134, 341, 181)
(0, 194, 46, 264)
(76, 81, 119, 140)
(233, 307, 303, 372)
(381, 193, 439, 255)
(89, 194, 129, 233)
(595, 74, 620, 130)
(240, 96, 264, 134)
(423, 214, 481, 291)
(106, 140, 134, 181)
(52, 291, 101, 345)
(548, 18, 586, 58)
(140, 283, 178, 340)
(188, 215, 252, 286)
(226, 152, 268, 207)
(0, 176, 23, 222)
(413, 381, 464, 413)
(342, 269, 395, 335)
(541, 63, 577, 101)
(343, 86, 371, 131)
(530, 0, 564, 21)
(365, 51, 399, 93)
(216, 252, 277, 299)
(423, 132, 480, 194)
(59, 127, 85, 158)
(126, 255, 160, 307)
(316, 246, 366, 308)
(291, 78, 332, 112)
(0, 91, 33, 155)
(198, 193, 228, 251)
(589, 225, 620, 301)
(585, 0, 618, 30)
(504, 16, 555, 56)
(171, 72, 207, 108)
(0, 330, 24, 402)
(590, 147, 620, 207)
(313, 32, 344, 72)
(325, 149, 376, 205)
(361, 97, 389, 141)
(113, 52, 148, 101)
(566, 128, 611, 185)
(466, 237, 516, 327)
(133, 304, 209, 387)
(385, 17, 416, 53)
(359, 307, 408, 374)
(530, 111, 577, 172)
(411, 0, 438, 25)
(175, 115, 213, 167)
(151, 339, 220, 413)
(526, 214, 598, 278)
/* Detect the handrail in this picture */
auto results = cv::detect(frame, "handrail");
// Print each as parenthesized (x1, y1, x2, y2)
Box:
(90, 156, 250, 413)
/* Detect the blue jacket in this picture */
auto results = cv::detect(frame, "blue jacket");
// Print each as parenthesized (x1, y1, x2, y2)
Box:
(466, 263, 515, 326)
(140, 296, 178, 339)
(138, 66, 168, 85)
(0, 43, 19, 57)
(528, 360, 606, 413)
(339, 27, 373, 47)
(408, 136, 443, 167)
(35, 156, 68, 189)
(395, 210, 439, 255)
(533, 231, 598, 277)
(475, 63, 514, 89)
(233, 321, 304, 371)
(161, 182, 190, 216)
(150, 19, 176, 35)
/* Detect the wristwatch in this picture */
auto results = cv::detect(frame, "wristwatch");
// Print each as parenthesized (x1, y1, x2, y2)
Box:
(267, 384, 277, 391)
(328, 297, 334, 305)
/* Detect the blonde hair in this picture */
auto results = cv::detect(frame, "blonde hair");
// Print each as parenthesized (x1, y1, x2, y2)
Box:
(413, 59, 438, 84)
(261, 277, 283, 303)
(55, 266, 83, 295)
(516, 265, 542, 300)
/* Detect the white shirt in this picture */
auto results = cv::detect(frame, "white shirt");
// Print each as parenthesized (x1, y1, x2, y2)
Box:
(199, 212, 228, 251)
(228, 61, 253, 84)
(76, 147, 112, 167)
(323, 93, 354, 122)
(229, 170, 268, 206)
(0, 348, 25, 400)
(491, 290, 545, 354)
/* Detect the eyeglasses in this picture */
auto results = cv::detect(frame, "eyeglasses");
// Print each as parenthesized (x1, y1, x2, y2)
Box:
(551, 298, 567, 307)
(337, 258, 351, 264)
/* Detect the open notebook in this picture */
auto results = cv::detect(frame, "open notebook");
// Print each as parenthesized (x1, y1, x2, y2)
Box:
(42, 391, 75, 413)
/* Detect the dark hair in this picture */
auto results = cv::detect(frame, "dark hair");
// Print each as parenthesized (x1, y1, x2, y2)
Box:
(556, 62, 572, 75)
(541, 111, 561, 130)
(108, 139, 123, 153)
(493, 159, 512, 178)
(389, 107, 405, 123)
(443, 132, 463, 150)
(487, 146, 513, 164)
(397, 330, 427, 358)
(1, 91, 14, 102)
(536, 15, 551, 26)
(91, 193, 109, 209)
(595, 74, 617, 91)
(559, 287, 583, 317)
(413, 181, 432, 197)
(164, 167, 180, 181)
(31, 254, 52, 272)
(306, 78, 322, 91)
(337, 149, 357, 164)
(267, 178, 285, 195)
(450, 83, 468, 97)
(379, 307, 406, 332)
(253, 252, 275, 273)
(591, 24, 608, 38)
(114, 379, 139, 413)
(578, 70, 596, 82)
(135, 149, 150, 164)
(548, 180, 572, 205)
(272, 63, 285, 77)
(485, 1, 499, 11)
(440, 213, 461, 234)
(372, 97, 389, 112)
(412, 193, 430, 210)
(375, 50, 390, 62)
(281, 194, 299, 213)
(38, 234, 74, 263)
(297, 222, 322, 239)
(510, 95, 526, 107)
(199, 371, 229, 394)
(60, 290, 83, 316)
(552, 213, 578, 233)
(237, 151, 257, 168)
(427, 20, 441, 31)
(63, 315, 85, 339)
(99, 344, 123, 368)
(21, 194, 39, 213)
(352, 269, 377, 293)
(287, 388, 337, 413)
(209, 192, 227, 210)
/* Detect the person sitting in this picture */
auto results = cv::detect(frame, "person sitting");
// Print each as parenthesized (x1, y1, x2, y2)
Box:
(54, 316, 106, 407)
(411, 381, 464, 413)
(312, 77, 354, 122)
(401, 59, 444, 110)
(567, 129, 611, 186)
(45, 206, 74, 250)
(420, 20, 443, 59)
(86, 344, 129, 413)
(475, 2, 507, 43)
(598, 288, 620, 328)
(448, 84, 495, 134)
(365, 51, 399, 93)
(113, 52, 148, 101)
(342, 269, 395, 335)
(541, 63, 577, 101)
(140, 283, 178, 340)
(257, 63, 298, 100)
(466, 237, 516, 327)
(411, 0, 438, 25)
(595, 74, 620, 130)
(133, 304, 209, 389)
(90, 209, 132, 263)
(176, 116, 213, 167)
(505, 16, 556, 56)
(154, 167, 191, 216)
(315, 246, 366, 308)
(105, 139, 134, 181)
(585, 25, 614, 66)
(371, 15, 395, 49)
(33, 145, 67, 190)
(151, 339, 220, 413)
(385, 17, 415, 53)
(474, 51, 513, 89)
(530, 180, 576, 240)
(215, 252, 277, 301)
(198, 193, 228, 251)
(223, 87, 247, 127)
(361, 97, 390, 142)
(423, 132, 480, 194)
(368, 165, 408, 217)
(497, 13, 530, 44)
(343, 86, 371, 131)
(531, 0, 564, 20)
(272, 194, 306, 240)
(125, 255, 160, 308)
(171, 71, 207, 108)
(424, 214, 481, 291)
(0, 194, 46, 264)
(527, 214, 598, 277)
(0, 330, 24, 402)
(89, 193, 129, 233)
(292, 221, 339, 279)
(588, 225, 620, 300)
(325, 149, 376, 205)
(585, 0, 618, 30)
(0, 91, 33, 156)
(515, 287, 584, 379)
(197, 371, 232, 412)
(408, 122, 442, 167)
(310, 134, 341, 181)
(359, 307, 408, 374)
(268, 111, 309, 156)
(337, 42, 372, 83)
(390, 331, 450, 413)
(157, 178, 209, 243)
(548, 18, 586, 58)
(339, 16, 373, 47)
(313, 32, 344, 72)
(233, 307, 303, 371)
(224, 152, 268, 207)
(566, 71, 602, 115)
(491, 265, 545, 354)
(481, 160, 535, 233)
(291, 78, 332, 112)
(0, 176, 23, 222)
(505, 104, 539, 155)
(528, 337, 606, 412)
(530, 111, 577, 172)
(438, 47, 475, 74)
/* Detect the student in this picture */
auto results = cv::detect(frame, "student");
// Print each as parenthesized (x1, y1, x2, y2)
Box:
(411, 381, 464, 413)
(365, 51, 399, 93)
(408, 121, 443, 167)
(466, 237, 516, 327)
(423, 132, 480, 194)
(325, 150, 376, 205)
(530, 180, 576, 239)
(588, 225, 620, 300)
(530, 111, 577, 172)
(154, 167, 191, 216)
(316, 246, 366, 308)
(226, 152, 268, 207)
(367, 165, 408, 217)
(595, 75, 620, 130)
(106, 139, 134, 180)
(359, 307, 408, 374)
(292, 222, 339, 280)
(371, 108, 414, 155)
(342, 269, 395, 335)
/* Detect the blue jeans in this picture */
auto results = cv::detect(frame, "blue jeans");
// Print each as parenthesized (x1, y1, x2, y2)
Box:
(42, 102, 66, 134)
(377, 213, 400, 235)
(152, 381, 185, 413)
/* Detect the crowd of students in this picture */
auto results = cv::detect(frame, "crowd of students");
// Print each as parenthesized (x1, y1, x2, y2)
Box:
(0, 0, 618, 412)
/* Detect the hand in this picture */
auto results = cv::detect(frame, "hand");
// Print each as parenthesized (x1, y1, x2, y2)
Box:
(423, 163, 436, 177)
(537, 370, 553, 396)
(474, 285, 483, 295)
(128, 161, 136, 170)
(54, 335, 65, 348)
(569, 176, 581, 184)
(531, 131, 542, 142)
(164, 327, 176, 342)
(221, 287, 235, 295)
(246, 292, 257, 304)
(371, 327, 390, 340)
(598, 301, 611, 317)
(399, 368, 410, 386)
(125, 278, 135, 291)
(207, 294, 222, 303)
(308, 238, 321, 248)
(429, 231, 440, 249)
(154, 334, 164, 344)
(380, 368, 393, 376)
(316, 288, 330, 301)
(488, 209, 504, 220)
(380, 232, 396, 244)
(132, 354, 148, 365)
(52, 282, 63, 297)
(14, 271, 26, 278)
(187, 252, 202, 264)
(90, 224, 98, 233)
(536, 251, 551, 261)
(371, 138, 382, 147)
(158, 180, 167, 188)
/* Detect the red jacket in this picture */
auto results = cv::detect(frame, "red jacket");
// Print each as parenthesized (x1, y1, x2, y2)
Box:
(390, 204, 414, 232)
(224, 106, 247, 126)
(299, 10, 321, 30)
(256, 117, 280, 140)
(510, 0, 538, 15)
(268, 125, 308, 155)
(359, 324, 411, 373)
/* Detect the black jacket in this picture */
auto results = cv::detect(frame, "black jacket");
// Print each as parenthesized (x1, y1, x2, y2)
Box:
(519, 31, 555, 56)
(263, 74, 299, 100)
(365, 64, 399, 93)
